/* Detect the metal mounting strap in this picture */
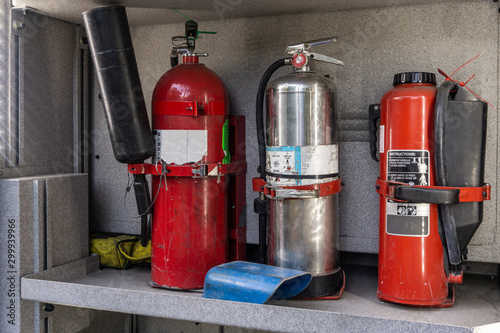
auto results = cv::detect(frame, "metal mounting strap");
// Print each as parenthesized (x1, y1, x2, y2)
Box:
(375, 178, 491, 204)
(265, 171, 339, 180)
(252, 177, 342, 198)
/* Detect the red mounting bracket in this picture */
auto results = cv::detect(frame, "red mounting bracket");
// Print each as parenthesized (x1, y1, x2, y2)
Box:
(128, 161, 247, 178)
(376, 178, 491, 203)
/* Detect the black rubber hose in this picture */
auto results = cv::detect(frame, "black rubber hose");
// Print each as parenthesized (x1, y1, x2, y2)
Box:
(435, 80, 462, 267)
(258, 213, 267, 264)
(256, 58, 289, 179)
(255, 58, 290, 264)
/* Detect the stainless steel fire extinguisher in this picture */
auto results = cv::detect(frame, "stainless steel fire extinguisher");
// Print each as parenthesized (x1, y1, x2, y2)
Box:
(253, 38, 345, 298)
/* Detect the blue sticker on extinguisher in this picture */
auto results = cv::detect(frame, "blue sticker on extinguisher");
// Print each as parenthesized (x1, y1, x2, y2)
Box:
(265, 145, 339, 186)
(266, 146, 301, 180)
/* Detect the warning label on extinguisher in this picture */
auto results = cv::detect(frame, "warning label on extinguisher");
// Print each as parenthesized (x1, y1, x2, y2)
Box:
(152, 129, 208, 165)
(386, 202, 429, 236)
(387, 150, 429, 186)
(386, 150, 430, 237)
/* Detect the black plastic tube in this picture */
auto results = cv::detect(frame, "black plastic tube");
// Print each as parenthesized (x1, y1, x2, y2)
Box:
(255, 58, 290, 264)
(83, 6, 153, 163)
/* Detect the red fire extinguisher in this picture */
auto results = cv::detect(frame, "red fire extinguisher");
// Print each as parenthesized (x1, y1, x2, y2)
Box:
(84, 8, 246, 290)
(370, 72, 491, 306)
(132, 21, 247, 290)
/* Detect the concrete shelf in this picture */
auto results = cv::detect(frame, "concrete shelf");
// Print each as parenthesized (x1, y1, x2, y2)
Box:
(21, 256, 500, 332)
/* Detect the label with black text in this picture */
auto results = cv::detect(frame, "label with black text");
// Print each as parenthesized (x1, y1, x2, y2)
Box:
(386, 150, 430, 237)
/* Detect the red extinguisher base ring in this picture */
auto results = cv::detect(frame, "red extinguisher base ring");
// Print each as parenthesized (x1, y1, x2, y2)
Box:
(377, 283, 455, 308)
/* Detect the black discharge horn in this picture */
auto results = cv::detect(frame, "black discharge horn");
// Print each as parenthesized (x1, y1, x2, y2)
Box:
(83, 6, 153, 246)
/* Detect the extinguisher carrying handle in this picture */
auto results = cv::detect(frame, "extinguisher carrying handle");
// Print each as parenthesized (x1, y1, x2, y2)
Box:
(394, 186, 459, 204)
(369, 104, 381, 162)
(376, 179, 491, 204)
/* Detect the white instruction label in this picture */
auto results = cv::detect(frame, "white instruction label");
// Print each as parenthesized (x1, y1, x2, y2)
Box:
(386, 150, 430, 237)
(153, 129, 208, 164)
(265, 145, 338, 186)
(387, 150, 429, 186)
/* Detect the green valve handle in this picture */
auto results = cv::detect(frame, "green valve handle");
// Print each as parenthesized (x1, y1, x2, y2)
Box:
(170, 9, 217, 60)
(171, 9, 217, 39)
(197, 31, 217, 38)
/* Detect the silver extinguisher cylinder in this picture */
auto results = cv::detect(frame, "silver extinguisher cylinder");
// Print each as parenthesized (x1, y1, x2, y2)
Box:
(265, 70, 340, 296)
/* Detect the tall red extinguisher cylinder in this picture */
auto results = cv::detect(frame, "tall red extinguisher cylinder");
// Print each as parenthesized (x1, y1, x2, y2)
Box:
(370, 71, 491, 307)
(85, 12, 246, 290)
(150, 52, 230, 289)
(371, 72, 451, 305)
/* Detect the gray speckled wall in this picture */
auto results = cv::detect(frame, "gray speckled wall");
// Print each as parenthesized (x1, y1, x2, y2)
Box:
(0, 174, 89, 332)
(0, 11, 78, 178)
(89, 1, 500, 262)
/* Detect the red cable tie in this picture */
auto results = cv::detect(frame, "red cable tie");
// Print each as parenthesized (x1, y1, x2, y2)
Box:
(437, 68, 450, 80)
(464, 86, 494, 108)
(449, 54, 480, 79)
(438, 55, 493, 109)
(463, 74, 475, 86)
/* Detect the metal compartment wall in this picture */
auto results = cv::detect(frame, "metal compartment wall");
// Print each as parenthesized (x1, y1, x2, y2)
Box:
(87, 0, 499, 262)
(1, 1, 499, 332)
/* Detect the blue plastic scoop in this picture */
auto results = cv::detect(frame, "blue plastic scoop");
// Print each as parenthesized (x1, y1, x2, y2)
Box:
(202, 261, 311, 304)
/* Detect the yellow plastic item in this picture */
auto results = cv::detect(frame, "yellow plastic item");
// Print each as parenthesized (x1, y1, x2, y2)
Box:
(90, 234, 151, 269)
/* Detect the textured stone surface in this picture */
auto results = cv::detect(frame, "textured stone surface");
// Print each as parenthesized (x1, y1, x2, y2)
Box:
(0, 179, 35, 332)
(46, 175, 89, 268)
(88, 0, 499, 262)
(21, 262, 500, 332)
(339, 142, 379, 252)
(0, 174, 89, 333)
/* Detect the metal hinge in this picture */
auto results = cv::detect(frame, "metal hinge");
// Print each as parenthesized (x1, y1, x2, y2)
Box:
(10, 6, 47, 38)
